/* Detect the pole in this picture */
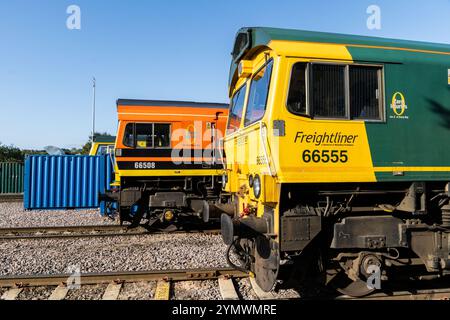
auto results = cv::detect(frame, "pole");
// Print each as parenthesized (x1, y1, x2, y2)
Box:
(92, 77, 96, 143)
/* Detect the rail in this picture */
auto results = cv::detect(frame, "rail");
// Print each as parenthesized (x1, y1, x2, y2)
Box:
(0, 225, 220, 240)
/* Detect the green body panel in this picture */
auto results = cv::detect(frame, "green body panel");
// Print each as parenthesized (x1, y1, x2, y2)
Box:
(375, 171, 450, 181)
(0, 162, 24, 194)
(346, 47, 450, 181)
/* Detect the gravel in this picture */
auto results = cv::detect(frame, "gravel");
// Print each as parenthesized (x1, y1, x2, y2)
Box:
(0, 202, 116, 228)
(65, 284, 108, 300)
(272, 287, 301, 299)
(172, 280, 222, 300)
(18, 286, 53, 300)
(0, 202, 304, 300)
(117, 281, 156, 300)
(235, 278, 301, 300)
(236, 278, 258, 300)
(0, 233, 229, 276)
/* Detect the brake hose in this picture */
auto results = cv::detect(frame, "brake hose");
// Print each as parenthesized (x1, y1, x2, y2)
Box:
(226, 238, 251, 274)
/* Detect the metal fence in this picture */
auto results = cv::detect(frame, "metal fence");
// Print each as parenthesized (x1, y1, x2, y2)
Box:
(0, 162, 24, 194)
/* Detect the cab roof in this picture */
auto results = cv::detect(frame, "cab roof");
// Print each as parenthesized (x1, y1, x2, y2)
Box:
(117, 99, 228, 109)
(93, 135, 116, 143)
(236, 27, 450, 54)
(229, 27, 450, 89)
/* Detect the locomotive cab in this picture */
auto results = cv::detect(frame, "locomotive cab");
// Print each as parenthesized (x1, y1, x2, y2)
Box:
(104, 99, 231, 228)
(222, 27, 450, 297)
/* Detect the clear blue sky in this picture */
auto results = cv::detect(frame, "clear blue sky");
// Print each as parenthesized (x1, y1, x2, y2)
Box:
(1, 0, 449, 149)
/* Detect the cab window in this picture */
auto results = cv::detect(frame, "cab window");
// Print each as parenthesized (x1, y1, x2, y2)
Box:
(287, 62, 383, 121)
(154, 124, 171, 148)
(312, 64, 346, 118)
(287, 63, 307, 115)
(136, 123, 154, 149)
(349, 66, 382, 120)
(96, 145, 108, 156)
(123, 123, 134, 147)
(244, 60, 274, 126)
(227, 83, 247, 134)
(123, 123, 171, 148)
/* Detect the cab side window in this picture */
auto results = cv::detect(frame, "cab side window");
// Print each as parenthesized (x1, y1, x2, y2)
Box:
(227, 83, 247, 134)
(312, 64, 346, 118)
(244, 60, 274, 126)
(123, 123, 171, 148)
(136, 124, 154, 149)
(349, 66, 382, 120)
(287, 62, 383, 121)
(96, 146, 107, 156)
(154, 124, 171, 148)
(123, 123, 134, 147)
(287, 63, 307, 115)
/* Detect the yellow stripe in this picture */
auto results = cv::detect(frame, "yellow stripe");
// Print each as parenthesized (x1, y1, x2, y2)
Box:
(374, 167, 450, 172)
(119, 169, 224, 177)
(269, 40, 450, 57)
(347, 43, 450, 56)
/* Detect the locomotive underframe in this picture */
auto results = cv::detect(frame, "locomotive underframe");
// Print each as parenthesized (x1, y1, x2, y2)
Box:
(222, 181, 450, 295)
(104, 175, 231, 226)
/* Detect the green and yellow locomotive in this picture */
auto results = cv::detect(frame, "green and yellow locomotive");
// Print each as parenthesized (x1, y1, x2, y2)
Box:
(220, 27, 450, 296)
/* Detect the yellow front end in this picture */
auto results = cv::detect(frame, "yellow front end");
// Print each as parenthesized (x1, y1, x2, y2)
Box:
(223, 41, 380, 236)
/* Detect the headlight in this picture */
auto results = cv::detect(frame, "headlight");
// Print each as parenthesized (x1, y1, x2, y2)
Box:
(248, 175, 254, 188)
(115, 149, 122, 157)
(253, 174, 261, 199)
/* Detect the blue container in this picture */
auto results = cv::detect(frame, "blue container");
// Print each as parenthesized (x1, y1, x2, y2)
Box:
(24, 155, 113, 213)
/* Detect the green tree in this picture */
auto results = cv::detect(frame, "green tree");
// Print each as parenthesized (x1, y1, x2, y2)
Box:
(0, 143, 24, 162)
(81, 132, 115, 155)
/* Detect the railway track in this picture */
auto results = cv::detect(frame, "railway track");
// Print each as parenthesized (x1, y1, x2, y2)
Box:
(1, 266, 449, 300)
(0, 194, 23, 203)
(0, 268, 248, 300)
(336, 288, 450, 300)
(0, 224, 220, 240)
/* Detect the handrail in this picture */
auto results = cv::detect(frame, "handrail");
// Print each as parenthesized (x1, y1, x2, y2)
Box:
(217, 137, 227, 170)
(259, 121, 277, 177)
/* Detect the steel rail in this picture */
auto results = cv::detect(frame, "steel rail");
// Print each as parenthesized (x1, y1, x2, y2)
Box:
(0, 268, 248, 288)
(0, 194, 23, 203)
(337, 288, 450, 300)
(0, 225, 220, 240)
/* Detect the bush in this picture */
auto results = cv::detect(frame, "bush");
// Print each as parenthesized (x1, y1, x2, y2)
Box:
(0, 143, 24, 163)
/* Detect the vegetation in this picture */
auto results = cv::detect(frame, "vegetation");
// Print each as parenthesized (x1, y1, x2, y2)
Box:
(81, 132, 115, 155)
(0, 132, 114, 162)
(0, 143, 24, 162)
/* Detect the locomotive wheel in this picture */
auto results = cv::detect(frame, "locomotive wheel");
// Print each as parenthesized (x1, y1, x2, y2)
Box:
(331, 272, 376, 297)
(329, 254, 382, 297)
(254, 236, 280, 292)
